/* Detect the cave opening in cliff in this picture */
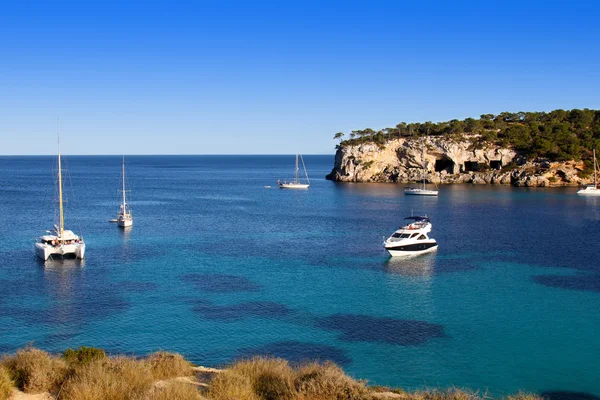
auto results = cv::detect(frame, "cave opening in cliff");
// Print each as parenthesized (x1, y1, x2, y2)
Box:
(435, 158, 454, 173)
(490, 160, 502, 170)
(464, 161, 479, 172)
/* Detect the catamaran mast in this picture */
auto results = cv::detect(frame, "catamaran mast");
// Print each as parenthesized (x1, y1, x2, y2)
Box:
(122, 155, 126, 210)
(57, 123, 65, 239)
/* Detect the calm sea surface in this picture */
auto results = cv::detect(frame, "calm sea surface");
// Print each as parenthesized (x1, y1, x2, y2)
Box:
(0, 155, 599, 396)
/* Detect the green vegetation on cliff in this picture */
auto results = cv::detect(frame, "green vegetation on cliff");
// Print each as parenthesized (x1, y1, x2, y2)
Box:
(334, 108, 600, 163)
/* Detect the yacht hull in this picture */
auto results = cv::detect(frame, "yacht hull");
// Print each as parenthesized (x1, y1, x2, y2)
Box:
(385, 242, 438, 257)
(35, 242, 85, 261)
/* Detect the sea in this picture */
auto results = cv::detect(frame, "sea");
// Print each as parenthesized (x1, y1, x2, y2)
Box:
(0, 155, 598, 397)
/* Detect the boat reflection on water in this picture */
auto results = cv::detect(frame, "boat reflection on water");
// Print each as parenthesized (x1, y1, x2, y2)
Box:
(384, 253, 436, 277)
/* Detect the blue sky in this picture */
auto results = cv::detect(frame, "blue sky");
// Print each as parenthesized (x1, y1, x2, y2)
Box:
(1, 0, 599, 155)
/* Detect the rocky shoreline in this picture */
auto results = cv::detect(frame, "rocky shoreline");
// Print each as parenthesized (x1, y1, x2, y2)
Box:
(326, 136, 589, 187)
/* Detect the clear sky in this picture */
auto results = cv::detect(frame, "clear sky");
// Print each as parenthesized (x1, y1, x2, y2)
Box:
(1, 0, 599, 155)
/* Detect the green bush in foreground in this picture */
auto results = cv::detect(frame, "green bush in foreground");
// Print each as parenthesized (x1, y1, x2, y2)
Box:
(63, 346, 107, 366)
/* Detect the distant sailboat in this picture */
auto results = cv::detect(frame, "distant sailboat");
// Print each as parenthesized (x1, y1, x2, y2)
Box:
(577, 149, 600, 196)
(277, 154, 310, 189)
(35, 128, 86, 260)
(117, 156, 133, 227)
(405, 133, 438, 196)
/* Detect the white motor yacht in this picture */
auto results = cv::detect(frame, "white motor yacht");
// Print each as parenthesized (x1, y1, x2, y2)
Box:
(35, 129, 85, 260)
(383, 216, 438, 257)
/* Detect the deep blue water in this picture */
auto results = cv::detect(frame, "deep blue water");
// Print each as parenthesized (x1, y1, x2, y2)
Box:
(0, 155, 599, 396)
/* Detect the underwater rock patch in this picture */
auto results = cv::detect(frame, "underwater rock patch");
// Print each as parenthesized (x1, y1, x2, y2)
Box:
(316, 314, 445, 345)
(532, 274, 600, 293)
(541, 391, 600, 400)
(193, 300, 291, 321)
(182, 273, 261, 292)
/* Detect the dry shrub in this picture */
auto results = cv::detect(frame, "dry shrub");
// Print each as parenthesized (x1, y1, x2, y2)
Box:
(1, 347, 67, 394)
(505, 393, 544, 400)
(61, 356, 154, 400)
(145, 351, 193, 380)
(230, 357, 295, 400)
(295, 361, 369, 400)
(408, 388, 478, 400)
(146, 381, 204, 400)
(208, 371, 257, 400)
(0, 366, 13, 400)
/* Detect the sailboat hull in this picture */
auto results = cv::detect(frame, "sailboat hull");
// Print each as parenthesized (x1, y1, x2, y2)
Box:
(278, 183, 309, 189)
(118, 215, 133, 227)
(404, 188, 438, 196)
(576, 188, 600, 196)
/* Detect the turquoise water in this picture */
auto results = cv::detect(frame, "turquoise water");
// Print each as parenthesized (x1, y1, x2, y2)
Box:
(0, 155, 599, 397)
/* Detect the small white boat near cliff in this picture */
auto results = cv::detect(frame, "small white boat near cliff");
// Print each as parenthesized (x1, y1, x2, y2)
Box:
(35, 129, 85, 261)
(405, 133, 438, 196)
(383, 216, 438, 257)
(577, 149, 600, 196)
(278, 153, 310, 189)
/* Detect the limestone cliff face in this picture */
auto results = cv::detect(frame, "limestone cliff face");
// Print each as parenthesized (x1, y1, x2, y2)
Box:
(326, 136, 587, 187)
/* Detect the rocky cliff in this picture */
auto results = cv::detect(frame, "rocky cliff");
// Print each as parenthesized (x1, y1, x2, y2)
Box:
(326, 135, 588, 187)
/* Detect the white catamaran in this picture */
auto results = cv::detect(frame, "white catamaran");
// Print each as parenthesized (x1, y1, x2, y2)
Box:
(577, 149, 600, 196)
(277, 154, 310, 189)
(117, 156, 133, 227)
(35, 130, 85, 260)
(405, 134, 438, 196)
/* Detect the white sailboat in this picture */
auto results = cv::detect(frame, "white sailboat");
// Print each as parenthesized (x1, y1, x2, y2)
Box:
(577, 149, 600, 196)
(117, 155, 133, 227)
(277, 153, 310, 189)
(405, 134, 438, 196)
(35, 129, 85, 260)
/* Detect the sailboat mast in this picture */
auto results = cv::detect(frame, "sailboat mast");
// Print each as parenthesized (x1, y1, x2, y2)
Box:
(295, 153, 299, 184)
(594, 149, 597, 188)
(57, 124, 64, 239)
(422, 135, 426, 189)
(122, 155, 126, 209)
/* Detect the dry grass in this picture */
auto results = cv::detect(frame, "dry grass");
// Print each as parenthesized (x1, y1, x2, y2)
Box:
(0, 347, 544, 400)
(295, 361, 369, 400)
(1, 347, 67, 394)
(60, 356, 154, 400)
(145, 351, 193, 380)
(146, 381, 204, 400)
(504, 392, 544, 400)
(208, 371, 257, 400)
(0, 366, 13, 400)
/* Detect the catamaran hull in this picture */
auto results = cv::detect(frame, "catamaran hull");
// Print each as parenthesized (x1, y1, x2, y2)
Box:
(278, 183, 309, 189)
(35, 243, 85, 261)
(385, 242, 438, 257)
